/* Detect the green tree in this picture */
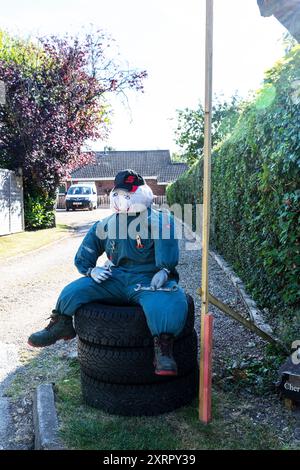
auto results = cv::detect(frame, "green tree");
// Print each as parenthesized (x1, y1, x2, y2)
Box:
(174, 95, 243, 165)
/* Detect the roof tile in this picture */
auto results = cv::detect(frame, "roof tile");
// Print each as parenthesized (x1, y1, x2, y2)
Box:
(71, 150, 188, 183)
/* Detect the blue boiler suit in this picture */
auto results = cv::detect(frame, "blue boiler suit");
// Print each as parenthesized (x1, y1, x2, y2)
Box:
(55, 208, 188, 337)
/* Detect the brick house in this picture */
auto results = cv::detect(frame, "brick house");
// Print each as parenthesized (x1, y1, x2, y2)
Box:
(68, 150, 188, 196)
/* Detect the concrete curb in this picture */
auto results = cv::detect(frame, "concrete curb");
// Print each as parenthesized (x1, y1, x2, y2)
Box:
(33, 383, 64, 450)
(0, 397, 12, 450)
(209, 250, 273, 333)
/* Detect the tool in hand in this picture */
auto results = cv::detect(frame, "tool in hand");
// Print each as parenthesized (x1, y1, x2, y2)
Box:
(134, 284, 178, 292)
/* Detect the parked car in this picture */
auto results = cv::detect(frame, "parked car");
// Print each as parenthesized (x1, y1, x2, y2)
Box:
(65, 183, 97, 211)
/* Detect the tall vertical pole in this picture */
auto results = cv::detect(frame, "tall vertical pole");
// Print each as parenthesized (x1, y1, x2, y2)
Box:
(199, 0, 214, 423)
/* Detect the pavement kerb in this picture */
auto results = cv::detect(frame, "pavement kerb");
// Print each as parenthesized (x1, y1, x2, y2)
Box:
(33, 383, 64, 450)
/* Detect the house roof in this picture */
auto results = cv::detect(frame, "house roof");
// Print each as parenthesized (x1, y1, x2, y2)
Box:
(70, 150, 188, 184)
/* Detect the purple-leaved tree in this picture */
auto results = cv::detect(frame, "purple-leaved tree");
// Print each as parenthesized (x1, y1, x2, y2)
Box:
(0, 30, 147, 229)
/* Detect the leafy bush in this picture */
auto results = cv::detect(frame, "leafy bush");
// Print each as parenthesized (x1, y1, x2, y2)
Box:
(167, 45, 300, 317)
(219, 347, 286, 396)
(24, 195, 56, 230)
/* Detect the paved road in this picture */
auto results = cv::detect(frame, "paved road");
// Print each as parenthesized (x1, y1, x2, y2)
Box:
(0, 208, 111, 449)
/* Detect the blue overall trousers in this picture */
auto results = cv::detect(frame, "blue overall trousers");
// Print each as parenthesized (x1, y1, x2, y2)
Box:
(55, 208, 188, 337)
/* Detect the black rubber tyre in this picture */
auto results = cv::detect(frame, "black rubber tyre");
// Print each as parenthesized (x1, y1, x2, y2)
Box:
(74, 294, 195, 347)
(81, 368, 198, 416)
(78, 330, 198, 384)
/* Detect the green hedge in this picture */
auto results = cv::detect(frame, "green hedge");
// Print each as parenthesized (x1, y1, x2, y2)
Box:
(167, 46, 300, 312)
(24, 195, 56, 231)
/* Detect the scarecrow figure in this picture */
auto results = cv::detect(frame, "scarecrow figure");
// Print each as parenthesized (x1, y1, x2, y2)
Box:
(28, 170, 188, 376)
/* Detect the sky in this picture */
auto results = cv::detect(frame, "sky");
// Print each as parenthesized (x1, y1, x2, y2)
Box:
(1, 0, 287, 154)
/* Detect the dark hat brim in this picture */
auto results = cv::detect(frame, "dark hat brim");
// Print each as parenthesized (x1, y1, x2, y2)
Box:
(112, 184, 139, 193)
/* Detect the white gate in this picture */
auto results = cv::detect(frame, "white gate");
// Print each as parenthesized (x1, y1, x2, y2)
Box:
(0, 169, 24, 236)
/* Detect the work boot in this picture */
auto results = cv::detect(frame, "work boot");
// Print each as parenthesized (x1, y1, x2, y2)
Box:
(153, 334, 178, 376)
(28, 310, 76, 347)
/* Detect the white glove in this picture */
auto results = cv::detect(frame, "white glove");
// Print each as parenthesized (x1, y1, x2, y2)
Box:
(88, 266, 112, 284)
(150, 269, 169, 289)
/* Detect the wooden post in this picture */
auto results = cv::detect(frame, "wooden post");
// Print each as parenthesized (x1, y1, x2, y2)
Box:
(199, 0, 214, 423)
(200, 313, 213, 422)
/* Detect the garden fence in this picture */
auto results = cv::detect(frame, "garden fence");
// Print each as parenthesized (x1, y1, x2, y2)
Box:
(0, 169, 24, 236)
(55, 194, 167, 210)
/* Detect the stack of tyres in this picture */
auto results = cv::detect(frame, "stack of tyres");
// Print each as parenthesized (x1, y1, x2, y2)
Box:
(74, 295, 199, 416)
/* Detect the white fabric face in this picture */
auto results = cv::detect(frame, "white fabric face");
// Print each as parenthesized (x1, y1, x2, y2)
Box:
(109, 185, 154, 213)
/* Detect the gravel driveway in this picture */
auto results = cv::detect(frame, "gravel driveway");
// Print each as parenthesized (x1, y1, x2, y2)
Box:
(0, 208, 297, 449)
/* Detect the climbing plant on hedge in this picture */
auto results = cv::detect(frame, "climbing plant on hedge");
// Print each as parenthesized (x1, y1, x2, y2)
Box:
(167, 45, 300, 315)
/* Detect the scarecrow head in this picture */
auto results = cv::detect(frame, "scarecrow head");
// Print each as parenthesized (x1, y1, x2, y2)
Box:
(110, 169, 154, 214)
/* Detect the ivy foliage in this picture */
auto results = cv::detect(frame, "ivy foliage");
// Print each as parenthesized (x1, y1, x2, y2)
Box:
(167, 45, 300, 313)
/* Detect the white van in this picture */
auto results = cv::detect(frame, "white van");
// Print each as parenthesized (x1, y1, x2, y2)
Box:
(65, 183, 97, 211)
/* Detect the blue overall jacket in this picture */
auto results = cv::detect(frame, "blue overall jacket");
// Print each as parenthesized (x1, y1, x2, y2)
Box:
(74, 207, 180, 280)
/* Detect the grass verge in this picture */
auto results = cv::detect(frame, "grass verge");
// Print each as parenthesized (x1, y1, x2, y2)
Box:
(0, 223, 71, 259)
(56, 360, 283, 450)
(6, 345, 297, 451)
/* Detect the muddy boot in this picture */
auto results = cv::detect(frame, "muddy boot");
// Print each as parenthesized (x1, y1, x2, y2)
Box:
(28, 310, 76, 347)
(153, 334, 178, 376)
